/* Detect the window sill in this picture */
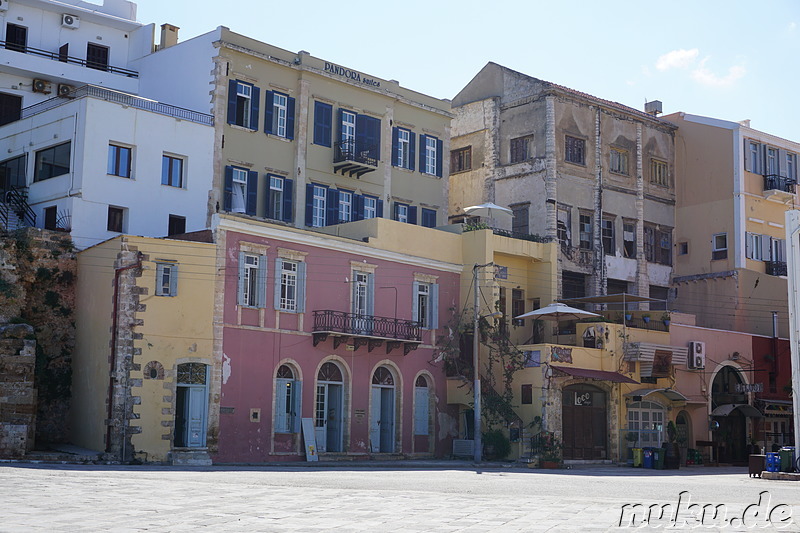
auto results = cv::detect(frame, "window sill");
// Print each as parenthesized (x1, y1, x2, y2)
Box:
(229, 123, 258, 132)
(108, 173, 133, 179)
(265, 133, 292, 143)
(564, 160, 586, 168)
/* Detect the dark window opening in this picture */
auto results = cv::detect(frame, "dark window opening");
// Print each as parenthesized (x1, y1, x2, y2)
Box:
(565, 135, 586, 165)
(5, 24, 27, 53)
(521, 384, 533, 405)
(107, 206, 124, 233)
(0, 92, 23, 126)
(168, 215, 186, 236)
(43, 206, 57, 230)
(450, 146, 472, 173)
(86, 43, 110, 71)
(512, 204, 529, 235)
(34, 142, 71, 182)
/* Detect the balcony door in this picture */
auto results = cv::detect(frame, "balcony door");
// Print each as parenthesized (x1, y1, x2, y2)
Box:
(351, 271, 374, 334)
(315, 362, 344, 453)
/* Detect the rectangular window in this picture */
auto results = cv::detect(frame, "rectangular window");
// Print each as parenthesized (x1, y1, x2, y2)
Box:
(787, 153, 797, 182)
(352, 271, 370, 316)
(269, 175, 283, 221)
(0, 92, 23, 127)
(650, 159, 668, 186)
(623, 221, 636, 258)
(312, 185, 327, 227)
(678, 242, 688, 256)
(161, 155, 184, 188)
(280, 260, 298, 312)
(767, 147, 779, 176)
(746, 233, 765, 261)
(44, 206, 57, 230)
(264, 90, 295, 139)
(0, 154, 27, 189)
(512, 204, 529, 235)
(644, 225, 656, 263)
(602, 217, 614, 255)
(510, 135, 534, 164)
(512, 289, 525, 327)
(415, 282, 430, 328)
(557, 205, 571, 247)
(34, 142, 71, 182)
(610, 148, 628, 175)
(228, 80, 259, 130)
(421, 208, 436, 228)
(424, 136, 437, 175)
(229, 167, 249, 214)
(748, 141, 762, 174)
(239, 252, 266, 308)
(363, 196, 377, 219)
(395, 203, 409, 223)
(418, 134, 443, 177)
(521, 384, 533, 405)
(341, 111, 356, 150)
(273, 92, 288, 138)
(712, 233, 728, 260)
(155, 262, 178, 297)
(565, 135, 585, 165)
(450, 146, 472, 173)
(107, 206, 124, 233)
(339, 190, 352, 223)
(86, 43, 109, 71)
(313, 101, 332, 147)
(107, 144, 131, 178)
(658, 228, 672, 265)
(579, 213, 592, 250)
(5, 24, 27, 53)
(167, 214, 186, 236)
(396, 128, 411, 169)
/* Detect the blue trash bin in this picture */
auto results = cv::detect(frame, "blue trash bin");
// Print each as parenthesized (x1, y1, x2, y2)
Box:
(766, 452, 780, 472)
(643, 448, 654, 469)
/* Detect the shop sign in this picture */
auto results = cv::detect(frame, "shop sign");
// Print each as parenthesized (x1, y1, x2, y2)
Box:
(735, 383, 763, 393)
(324, 62, 381, 88)
(551, 346, 573, 364)
(575, 391, 593, 406)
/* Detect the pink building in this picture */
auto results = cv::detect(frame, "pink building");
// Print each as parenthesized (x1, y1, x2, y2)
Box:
(212, 216, 461, 462)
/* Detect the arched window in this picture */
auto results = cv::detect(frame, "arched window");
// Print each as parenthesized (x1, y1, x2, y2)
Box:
(372, 366, 394, 386)
(318, 362, 343, 382)
(275, 364, 301, 433)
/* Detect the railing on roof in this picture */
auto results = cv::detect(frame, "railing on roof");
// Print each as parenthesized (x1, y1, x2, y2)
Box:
(19, 85, 214, 126)
(1, 40, 138, 78)
(462, 222, 553, 244)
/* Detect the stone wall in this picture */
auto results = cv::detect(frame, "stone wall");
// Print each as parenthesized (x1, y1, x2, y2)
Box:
(0, 324, 37, 457)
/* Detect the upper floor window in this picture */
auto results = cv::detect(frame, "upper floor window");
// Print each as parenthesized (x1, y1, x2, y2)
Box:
(766, 147, 779, 176)
(787, 153, 797, 182)
(363, 195, 379, 219)
(565, 136, 585, 165)
(227, 80, 259, 130)
(747, 141, 763, 175)
(0, 92, 23, 127)
(266, 174, 294, 223)
(511, 204, 529, 235)
(107, 206, 125, 233)
(644, 224, 672, 265)
(450, 146, 472, 173)
(168, 214, 185, 236)
(86, 43, 109, 71)
(650, 159, 668, 186)
(394, 202, 415, 224)
(623, 221, 636, 258)
(510, 135, 534, 164)
(0, 154, 27, 190)
(335, 190, 351, 223)
(712, 233, 728, 261)
(340, 111, 356, 147)
(579, 213, 592, 250)
(511, 288, 525, 327)
(420, 135, 443, 177)
(393, 127, 415, 170)
(238, 252, 267, 308)
(557, 205, 571, 247)
(337, 110, 380, 163)
(265, 90, 295, 140)
(155, 262, 178, 297)
(108, 144, 132, 178)
(311, 184, 327, 228)
(5, 24, 27, 53)
(161, 155, 184, 188)
(413, 281, 439, 329)
(313, 101, 332, 147)
(34, 142, 71, 182)
(275, 258, 306, 313)
(610, 148, 628, 175)
(602, 217, 614, 255)
(224, 166, 257, 215)
(421, 208, 437, 228)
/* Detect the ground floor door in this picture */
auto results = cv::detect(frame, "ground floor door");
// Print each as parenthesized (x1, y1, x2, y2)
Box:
(315, 383, 343, 453)
(174, 363, 209, 448)
(370, 386, 395, 452)
(562, 384, 607, 460)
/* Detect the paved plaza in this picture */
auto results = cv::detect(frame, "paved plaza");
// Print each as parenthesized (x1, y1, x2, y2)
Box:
(1, 462, 798, 532)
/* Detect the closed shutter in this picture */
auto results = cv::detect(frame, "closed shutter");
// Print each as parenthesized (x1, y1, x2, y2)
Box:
(223, 166, 234, 212)
(391, 127, 399, 166)
(366, 273, 375, 316)
(305, 184, 314, 226)
(430, 283, 439, 329)
(326, 188, 338, 225)
(282, 178, 294, 223)
(418, 134, 427, 172)
(412, 281, 420, 323)
(291, 380, 303, 433)
(286, 96, 296, 140)
(409, 206, 418, 225)
(414, 386, 429, 436)
(155, 263, 166, 296)
(760, 236, 771, 262)
(337, 108, 344, 144)
(257, 255, 268, 308)
(353, 194, 364, 221)
(313, 102, 332, 147)
(745, 232, 752, 259)
(377, 199, 384, 218)
(250, 86, 260, 131)
(409, 132, 416, 171)
(264, 179, 273, 219)
(169, 264, 178, 297)
(246, 170, 258, 216)
(297, 261, 307, 313)
(275, 378, 290, 433)
(355, 113, 367, 155)
(274, 257, 283, 310)
(227, 80, 237, 125)
(237, 251, 247, 305)
(263, 90, 274, 134)
(436, 138, 444, 177)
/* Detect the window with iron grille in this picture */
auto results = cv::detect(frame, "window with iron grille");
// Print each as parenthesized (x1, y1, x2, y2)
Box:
(565, 136, 585, 165)
(450, 146, 472, 173)
(602, 217, 614, 255)
(510, 135, 534, 164)
(579, 213, 592, 250)
(650, 159, 668, 186)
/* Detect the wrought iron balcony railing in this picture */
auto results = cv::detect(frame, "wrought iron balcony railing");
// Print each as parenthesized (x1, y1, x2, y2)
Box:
(764, 174, 796, 194)
(765, 261, 787, 277)
(312, 310, 421, 355)
(1, 40, 138, 78)
(333, 140, 378, 178)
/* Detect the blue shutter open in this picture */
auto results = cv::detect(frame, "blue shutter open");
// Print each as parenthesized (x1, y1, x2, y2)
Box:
(237, 251, 246, 305)
(377, 199, 384, 218)
(282, 178, 294, 223)
(227, 80, 237, 125)
(313, 101, 332, 147)
(263, 90, 273, 134)
(430, 284, 439, 329)
(409, 131, 416, 171)
(353, 194, 364, 221)
(364, 116, 381, 161)
(297, 262, 307, 313)
(409, 206, 417, 225)
(355, 113, 367, 155)
(274, 257, 283, 310)
(337, 108, 344, 144)
(251, 86, 260, 131)
(436, 138, 443, 177)
(326, 188, 338, 225)
(246, 170, 258, 216)
(223, 166, 234, 212)
(286, 96, 296, 140)
(264, 178, 273, 219)
(391, 127, 399, 167)
(419, 134, 427, 172)
(305, 184, 314, 226)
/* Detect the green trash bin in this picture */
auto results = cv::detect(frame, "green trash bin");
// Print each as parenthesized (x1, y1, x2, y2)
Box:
(632, 448, 643, 467)
(653, 447, 665, 469)
(779, 447, 795, 472)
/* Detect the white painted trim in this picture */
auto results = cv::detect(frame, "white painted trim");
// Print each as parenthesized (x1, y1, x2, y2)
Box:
(769, 222, 785, 229)
(732, 127, 746, 269)
(748, 218, 765, 224)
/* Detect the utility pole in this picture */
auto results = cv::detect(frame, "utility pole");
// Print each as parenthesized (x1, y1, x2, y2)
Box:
(473, 262, 493, 463)
(784, 210, 800, 469)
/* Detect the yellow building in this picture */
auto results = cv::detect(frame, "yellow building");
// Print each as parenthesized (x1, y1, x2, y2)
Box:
(71, 234, 216, 464)
(664, 112, 800, 337)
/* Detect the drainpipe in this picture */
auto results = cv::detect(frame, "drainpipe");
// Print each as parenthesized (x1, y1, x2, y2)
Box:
(105, 253, 142, 458)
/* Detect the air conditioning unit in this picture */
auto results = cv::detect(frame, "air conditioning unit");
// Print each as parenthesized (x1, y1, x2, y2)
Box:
(0, 0, 8, 12)
(689, 341, 706, 370)
(32, 79, 52, 94)
(61, 14, 80, 29)
(57, 84, 76, 98)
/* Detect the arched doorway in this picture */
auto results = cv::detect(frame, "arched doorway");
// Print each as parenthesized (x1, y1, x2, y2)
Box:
(676, 411, 691, 463)
(711, 365, 748, 464)
(562, 384, 607, 460)
(174, 363, 209, 448)
(315, 361, 345, 453)
(370, 366, 396, 453)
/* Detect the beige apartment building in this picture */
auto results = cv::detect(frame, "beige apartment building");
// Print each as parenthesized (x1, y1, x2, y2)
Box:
(449, 63, 677, 305)
(665, 112, 799, 337)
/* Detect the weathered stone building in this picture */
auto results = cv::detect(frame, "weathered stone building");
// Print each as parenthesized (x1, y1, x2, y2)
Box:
(450, 63, 677, 305)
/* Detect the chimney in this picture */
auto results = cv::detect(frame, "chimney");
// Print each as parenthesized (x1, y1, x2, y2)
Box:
(159, 24, 179, 50)
(644, 100, 662, 117)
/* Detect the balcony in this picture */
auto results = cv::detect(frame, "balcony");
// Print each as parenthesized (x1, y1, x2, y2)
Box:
(0, 40, 138, 78)
(333, 139, 378, 178)
(312, 310, 421, 355)
(765, 260, 787, 277)
(763, 174, 796, 201)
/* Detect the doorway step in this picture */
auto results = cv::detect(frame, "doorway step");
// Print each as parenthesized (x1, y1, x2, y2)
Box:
(169, 448, 212, 466)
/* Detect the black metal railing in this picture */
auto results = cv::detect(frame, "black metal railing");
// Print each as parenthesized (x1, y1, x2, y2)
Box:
(490, 227, 552, 243)
(1, 40, 138, 78)
(19, 85, 214, 126)
(766, 261, 787, 277)
(624, 317, 669, 332)
(1, 187, 36, 229)
(333, 140, 378, 167)
(764, 174, 796, 194)
(313, 310, 421, 341)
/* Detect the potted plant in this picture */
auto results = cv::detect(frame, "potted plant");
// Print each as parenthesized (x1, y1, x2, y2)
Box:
(661, 312, 671, 327)
(531, 431, 562, 468)
(641, 313, 651, 324)
(624, 313, 633, 322)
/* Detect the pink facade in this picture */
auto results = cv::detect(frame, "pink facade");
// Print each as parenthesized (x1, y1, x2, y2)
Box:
(214, 229, 460, 463)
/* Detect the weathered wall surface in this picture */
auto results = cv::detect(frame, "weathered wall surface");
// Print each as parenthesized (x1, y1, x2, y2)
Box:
(0, 228, 76, 448)
(0, 324, 37, 457)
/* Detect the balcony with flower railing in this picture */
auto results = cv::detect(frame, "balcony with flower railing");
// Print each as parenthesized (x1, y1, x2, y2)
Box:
(312, 310, 421, 355)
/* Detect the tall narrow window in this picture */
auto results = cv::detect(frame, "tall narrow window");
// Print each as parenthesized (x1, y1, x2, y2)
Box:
(238, 252, 266, 308)
(579, 213, 592, 250)
(161, 155, 184, 188)
(231, 167, 248, 213)
(155, 262, 178, 297)
(512, 204, 529, 235)
(415, 282, 430, 328)
(228, 80, 259, 130)
(395, 203, 409, 223)
(107, 144, 132, 178)
(312, 185, 327, 227)
(264, 90, 294, 139)
(424, 136, 437, 175)
(610, 148, 628, 175)
(565, 136, 585, 165)
(512, 289, 525, 326)
(273, 92, 288, 138)
(557, 206, 571, 247)
(237, 83, 252, 127)
(748, 142, 762, 174)
(623, 222, 636, 258)
(275, 258, 306, 313)
(644, 225, 656, 262)
(339, 190, 352, 223)
(650, 159, 668, 186)
(269, 176, 284, 221)
(767, 147, 779, 176)
(602, 217, 614, 255)
(787, 153, 797, 182)
(397, 129, 411, 168)
(341, 111, 356, 154)
(107, 206, 124, 233)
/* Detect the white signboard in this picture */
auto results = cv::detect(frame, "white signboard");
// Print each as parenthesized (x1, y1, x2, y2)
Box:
(301, 417, 319, 462)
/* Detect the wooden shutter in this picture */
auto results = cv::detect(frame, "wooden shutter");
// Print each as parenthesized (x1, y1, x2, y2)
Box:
(745, 232, 752, 259)
(223, 166, 234, 212)
(377, 199, 384, 218)
(366, 273, 375, 316)
(409, 206, 418, 225)
(409, 132, 416, 171)
(391, 127, 399, 166)
(275, 378, 290, 432)
(227, 80, 238, 125)
(155, 263, 166, 296)
(305, 184, 314, 226)
(263, 90, 273, 134)
(291, 380, 303, 433)
(297, 262, 307, 313)
(250, 86, 260, 131)
(246, 170, 258, 216)
(326, 188, 338, 226)
(282, 178, 294, 223)
(169, 264, 178, 297)
(274, 257, 283, 310)
(430, 283, 439, 329)
(419, 134, 427, 171)
(353, 194, 364, 221)
(264, 178, 273, 219)
(237, 252, 246, 305)
(414, 386, 429, 436)
(313, 102, 332, 147)
(412, 281, 420, 323)
(436, 138, 444, 177)
(286, 96, 296, 140)
(256, 255, 268, 308)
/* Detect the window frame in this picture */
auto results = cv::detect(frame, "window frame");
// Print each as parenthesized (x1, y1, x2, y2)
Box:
(397, 128, 411, 169)
(395, 202, 409, 223)
(650, 158, 669, 187)
(272, 92, 288, 138)
(610, 147, 629, 175)
(363, 195, 378, 220)
(339, 190, 353, 223)
(424, 136, 438, 175)
(238, 252, 267, 308)
(412, 280, 439, 329)
(712, 233, 728, 261)
(167, 214, 186, 236)
(107, 205, 124, 233)
(312, 185, 327, 227)
(155, 261, 178, 297)
(579, 212, 592, 251)
(450, 146, 472, 173)
(269, 175, 284, 221)
(623, 221, 636, 259)
(557, 205, 571, 248)
(565, 135, 586, 165)
(34, 142, 71, 182)
(161, 154, 184, 188)
(510, 135, 534, 164)
(602, 217, 615, 256)
(107, 144, 132, 178)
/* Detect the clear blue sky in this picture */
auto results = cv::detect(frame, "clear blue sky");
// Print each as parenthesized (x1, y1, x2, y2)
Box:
(133, 0, 799, 141)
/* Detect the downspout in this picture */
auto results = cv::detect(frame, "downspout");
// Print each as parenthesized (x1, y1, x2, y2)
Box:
(105, 253, 142, 457)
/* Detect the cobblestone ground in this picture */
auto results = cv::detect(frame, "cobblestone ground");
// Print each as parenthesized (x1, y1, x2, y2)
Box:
(1, 463, 798, 532)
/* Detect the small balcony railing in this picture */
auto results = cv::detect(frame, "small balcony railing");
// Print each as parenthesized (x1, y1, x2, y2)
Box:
(764, 174, 796, 194)
(333, 140, 378, 178)
(765, 261, 787, 277)
(312, 310, 421, 355)
(1, 40, 138, 78)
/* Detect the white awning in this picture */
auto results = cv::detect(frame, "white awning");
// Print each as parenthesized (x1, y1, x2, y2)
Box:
(710, 404, 763, 418)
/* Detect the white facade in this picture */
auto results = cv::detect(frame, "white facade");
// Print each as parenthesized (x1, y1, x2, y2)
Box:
(0, 87, 214, 248)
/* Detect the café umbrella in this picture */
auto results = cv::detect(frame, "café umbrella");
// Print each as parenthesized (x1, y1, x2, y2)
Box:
(515, 302, 601, 344)
(463, 202, 513, 226)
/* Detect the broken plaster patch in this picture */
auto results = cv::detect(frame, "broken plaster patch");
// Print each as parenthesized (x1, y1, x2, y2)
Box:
(222, 353, 231, 385)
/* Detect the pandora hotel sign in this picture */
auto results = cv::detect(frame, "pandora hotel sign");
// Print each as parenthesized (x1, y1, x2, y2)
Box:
(324, 62, 381, 88)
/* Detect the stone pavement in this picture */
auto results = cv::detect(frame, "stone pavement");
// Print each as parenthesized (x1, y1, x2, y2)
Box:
(0, 462, 798, 532)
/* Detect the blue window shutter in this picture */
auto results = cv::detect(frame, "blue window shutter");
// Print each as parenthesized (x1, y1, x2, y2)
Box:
(412, 280, 420, 323)
(237, 252, 246, 305)
(257, 255, 268, 308)
(430, 283, 439, 329)
(436, 138, 444, 177)
(291, 380, 302, 433)
(282, 178, 294, 223)
(305, 184, 314, 226)
(391, 127, 399, 167)
(326, 188, 338, 225)
(264, 178, 273, 219)
(337, 108, 344, 142)
(355, 113, 367, 154)
(392, 202, 398, 221)
(297, 261, 307, 313)
(409, 132, 416, 171)
(251, 86, 260, 131)
(223, 166, 234, 212)
(419, 134, 426, 171)
(366, 273, 375, 316)
(274, 257, 283, 310)
(377, 199, 384, 218)
(246, 170, 258, 216)
(365, 116, 381, 160)
(409, 206, 417, 225)
(286, 96, 296, 140)
(313, 101, 332, 147)
(353, 194, 364, 221)
(227, 80, 238, 125)
(155, 263, 165, 296)
(275, 378, 289, 432)
(169, 264, 178, 297)
(264, 90, 273, 134)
